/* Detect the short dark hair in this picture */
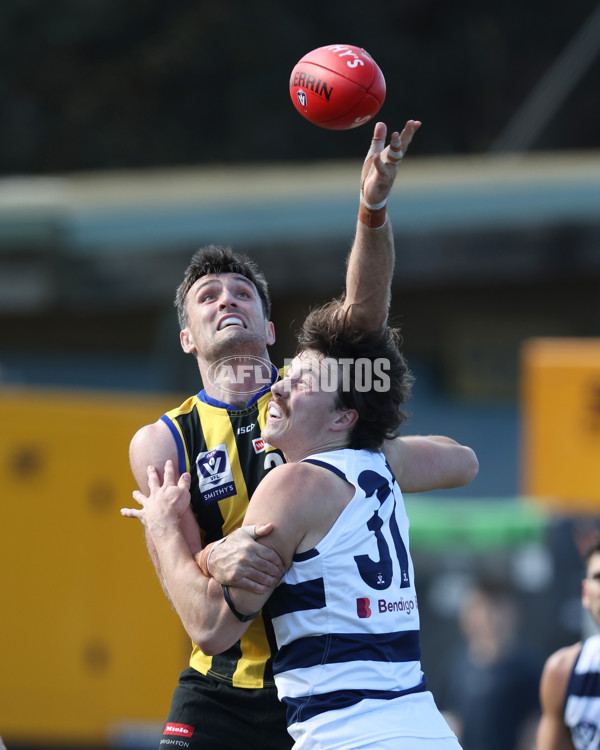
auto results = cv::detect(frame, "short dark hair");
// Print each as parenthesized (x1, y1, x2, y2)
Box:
(296, 300, 413, 452)
(174, 245, 271, 328)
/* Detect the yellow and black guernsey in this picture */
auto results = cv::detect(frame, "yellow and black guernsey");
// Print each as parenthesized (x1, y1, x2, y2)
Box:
(160, 365, 285, 689)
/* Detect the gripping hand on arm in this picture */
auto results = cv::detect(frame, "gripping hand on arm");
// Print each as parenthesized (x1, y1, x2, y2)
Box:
(198, 524, 285, 594)
(129, 419, 284, 597)
(122, 461, 242, 649)
(121, 461, 292, 653)
(122, 459, 286, 650)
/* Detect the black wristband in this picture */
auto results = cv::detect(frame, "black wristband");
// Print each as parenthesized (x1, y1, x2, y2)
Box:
(222, 585, 260, 623)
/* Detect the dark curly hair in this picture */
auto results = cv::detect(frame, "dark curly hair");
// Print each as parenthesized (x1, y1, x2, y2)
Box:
(174, 245, 271, 328)
(296, 300, 413, 451)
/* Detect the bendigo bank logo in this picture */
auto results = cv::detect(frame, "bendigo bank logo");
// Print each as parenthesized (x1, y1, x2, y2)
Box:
(357, 595, 416, 618)
(356, 597, 371, 618)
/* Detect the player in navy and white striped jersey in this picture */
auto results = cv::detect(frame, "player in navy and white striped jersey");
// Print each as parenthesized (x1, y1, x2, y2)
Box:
(127, 300, 478, 749)
(538, 539, 600, 750)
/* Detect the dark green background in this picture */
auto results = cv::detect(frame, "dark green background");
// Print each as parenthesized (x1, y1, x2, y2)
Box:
(2, 0, 598, 174)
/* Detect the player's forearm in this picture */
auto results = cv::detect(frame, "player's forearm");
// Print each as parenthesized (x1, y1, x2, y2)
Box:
(343, 217, 394, 331)
(144, 527, 176, 607)
(193, 578, 276, 656)
(438, 444, 479, 488)
(419, 437, 479, 489)
(535, 715, 572, 750)
(147, 523, 259, 655)
(148, 525, 222, 645)
(383, 435, 479, 492)
(179, 503, 202, 557)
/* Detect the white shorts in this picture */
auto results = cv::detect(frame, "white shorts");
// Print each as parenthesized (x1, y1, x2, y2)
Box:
(358, 738, 462, 750)
(289, 690, 462, 750)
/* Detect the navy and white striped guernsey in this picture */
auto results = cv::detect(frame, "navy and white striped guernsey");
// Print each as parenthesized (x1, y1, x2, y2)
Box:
(565, 634, 600, 750)
(266, 448, 460, 750)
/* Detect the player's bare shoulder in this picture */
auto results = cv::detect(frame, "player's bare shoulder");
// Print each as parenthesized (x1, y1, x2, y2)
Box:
(129, 418, 175, 462)
(540, 641, 582, 709)
(254, 460, 351, 516)
(129, 419, 178, 490)
(544, 642, 582, 679)
(255, 460, 327, 496)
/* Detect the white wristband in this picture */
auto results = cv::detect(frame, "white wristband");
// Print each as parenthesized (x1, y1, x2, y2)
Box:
(360, 194, 387, 211)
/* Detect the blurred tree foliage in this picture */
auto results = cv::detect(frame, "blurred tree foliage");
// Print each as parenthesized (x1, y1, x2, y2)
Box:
(1, 0, 598, 173)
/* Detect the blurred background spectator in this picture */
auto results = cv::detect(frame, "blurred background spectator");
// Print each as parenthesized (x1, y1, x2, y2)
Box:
(437, 578, 543, 750)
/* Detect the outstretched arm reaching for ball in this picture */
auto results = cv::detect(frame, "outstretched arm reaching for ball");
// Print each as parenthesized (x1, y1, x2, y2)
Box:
(343, 120, 421, 331)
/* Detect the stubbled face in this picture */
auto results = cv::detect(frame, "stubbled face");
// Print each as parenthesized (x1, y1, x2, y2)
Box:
(583, 552, 600, 629)
(180, 273, 275, 362)
(263, 351, 353, 461)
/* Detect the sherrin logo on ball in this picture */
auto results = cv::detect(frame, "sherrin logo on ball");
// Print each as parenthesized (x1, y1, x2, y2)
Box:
(289, 44, 386, 130)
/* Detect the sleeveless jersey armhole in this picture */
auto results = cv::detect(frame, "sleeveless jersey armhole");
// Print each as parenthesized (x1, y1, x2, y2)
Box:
(564, 642, 585, 714)
(301, 457, 347, 481)
(160, 414, 188, 475)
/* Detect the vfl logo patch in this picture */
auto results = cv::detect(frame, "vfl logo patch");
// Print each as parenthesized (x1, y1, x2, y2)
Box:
(297, 88, 307, 107)
(196, 444, 236, 504)
(357, 597, 371, 618)
(253, 437, 265, 453)
(163, 722, 194, 738)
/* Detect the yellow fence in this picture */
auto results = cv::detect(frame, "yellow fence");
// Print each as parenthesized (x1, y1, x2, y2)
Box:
(0, 387, 190, 747)
(521, 338, 600, 511)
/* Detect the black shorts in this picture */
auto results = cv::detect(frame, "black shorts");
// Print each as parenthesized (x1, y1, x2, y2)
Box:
(159, 667, 293, 750)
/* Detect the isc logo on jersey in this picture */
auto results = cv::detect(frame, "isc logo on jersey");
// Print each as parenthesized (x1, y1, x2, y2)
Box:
(196, 444, 236, 504)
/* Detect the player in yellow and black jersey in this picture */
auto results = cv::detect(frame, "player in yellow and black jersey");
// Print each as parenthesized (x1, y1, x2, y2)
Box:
(161, 380, 286, 690)
(128, 120, 423, 750)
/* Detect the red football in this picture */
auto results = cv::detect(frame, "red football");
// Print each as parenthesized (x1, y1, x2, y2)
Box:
(289, 44, 386, 130)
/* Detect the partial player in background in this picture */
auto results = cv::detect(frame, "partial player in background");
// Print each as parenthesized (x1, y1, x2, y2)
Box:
(439, 579, 541, 750)
(537, 538, 600, 750)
